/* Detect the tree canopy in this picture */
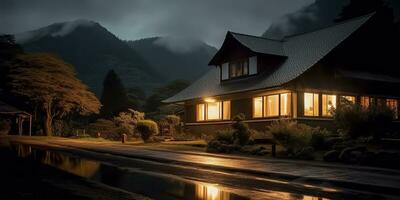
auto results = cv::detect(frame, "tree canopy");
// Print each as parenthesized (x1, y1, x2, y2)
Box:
(7, 53, 101, 135)
(144, 79, 189, 113)
(100, 69, 129, 117)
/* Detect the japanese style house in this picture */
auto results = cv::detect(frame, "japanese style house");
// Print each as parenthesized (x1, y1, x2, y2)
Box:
(163, 14, 400, 134)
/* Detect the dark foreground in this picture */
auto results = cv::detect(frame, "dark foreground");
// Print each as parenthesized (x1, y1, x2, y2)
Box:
(1, 137, 400, 200)
(0, 144, 149, 200)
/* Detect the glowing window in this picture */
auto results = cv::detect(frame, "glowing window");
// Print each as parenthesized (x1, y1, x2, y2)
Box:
(280, 93, 291, 116)
(206, 102, 221, 120)
(222, 101, 231, 120)
(361, 96, 370, 108)
(196, 100, 231, 121)
(386, 99, 398, 119)
(340, 96, 355, 105)
(229, 59, 249, 78)
(322, 94, 337, 116)
(265, 95, 279, 117)
(196, 104, 205, 121)
(253, 97, 263, 118)
(304, 93, 319, 116)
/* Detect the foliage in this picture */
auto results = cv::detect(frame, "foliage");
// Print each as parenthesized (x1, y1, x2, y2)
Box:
(126, 87, 146, 110)
(113, 109, 145, 136)
(136, 120, 159, 142)
(310, 128, 330, 150)
(334, 104, 393, 140)
(144, 80, 189, 113)
(7, 53, 101, 136)
(158, 114, 181, 136)
(268, 120, 317, 155)
(0, 120, 11, 135)
(206, 114, 253, 153)
(100, 70, 130, 118)
(87, 119, 120, 140)
(231, 113, 251, 146)
(214, 129, 234, 144)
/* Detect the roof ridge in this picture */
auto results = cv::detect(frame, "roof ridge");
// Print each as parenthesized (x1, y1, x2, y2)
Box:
(228, 31, 283, 42)
(283, 12, 375, 39)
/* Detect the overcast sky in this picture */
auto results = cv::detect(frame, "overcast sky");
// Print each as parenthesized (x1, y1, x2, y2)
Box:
(0, 0, 315, 47)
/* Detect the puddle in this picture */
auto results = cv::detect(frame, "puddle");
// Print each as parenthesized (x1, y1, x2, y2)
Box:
(8, 143, 338, 200)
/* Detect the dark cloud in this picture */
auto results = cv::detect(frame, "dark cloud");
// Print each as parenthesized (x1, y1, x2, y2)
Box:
(0, 0, 314, 47)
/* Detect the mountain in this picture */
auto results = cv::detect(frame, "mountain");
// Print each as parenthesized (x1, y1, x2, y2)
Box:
(262, 0, 349, 39)
(126, 37, 217, 82)
(262, 0, 400, 39)
(15, 19, 163, 95)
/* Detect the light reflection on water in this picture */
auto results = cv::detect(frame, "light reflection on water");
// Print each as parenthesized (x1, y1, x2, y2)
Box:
(12, 143, 333, 200)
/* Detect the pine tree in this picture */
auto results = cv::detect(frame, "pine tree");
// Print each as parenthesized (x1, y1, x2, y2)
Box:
(100, 70, 129, 117)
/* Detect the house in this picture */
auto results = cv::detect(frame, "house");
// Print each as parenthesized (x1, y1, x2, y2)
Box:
(163, 14, 400, 135)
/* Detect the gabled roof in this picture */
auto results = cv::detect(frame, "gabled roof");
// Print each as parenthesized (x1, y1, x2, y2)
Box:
(164, 14, 373, 103)
(230, 32, 286, 56)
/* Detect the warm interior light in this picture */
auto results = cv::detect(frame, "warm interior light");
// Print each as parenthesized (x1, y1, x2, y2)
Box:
(206, 184, 219, 200)
(204, 98, 216, 103)
(206, 102, 221, 120)
(253, 97, 263, 118)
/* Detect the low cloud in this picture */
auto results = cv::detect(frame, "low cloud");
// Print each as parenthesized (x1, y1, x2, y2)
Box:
(15, 19, 95, 43)
(0, 0, 314, 47)
(153, 36, 204, 54)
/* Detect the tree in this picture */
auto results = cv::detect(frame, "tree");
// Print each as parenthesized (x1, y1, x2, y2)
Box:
(144, 80, 189, 113)
(100, 70, 129, 117)
(7, 53, 101, 136)
(335, 0, 394, 22)
(0, 35, 23, 89)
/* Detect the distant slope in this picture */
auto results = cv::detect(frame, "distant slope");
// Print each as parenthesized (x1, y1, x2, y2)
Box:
(126, 37, 217, 82)
(16, 19, 163, 95)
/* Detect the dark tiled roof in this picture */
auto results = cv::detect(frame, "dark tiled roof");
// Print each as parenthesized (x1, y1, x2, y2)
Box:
(164, 14, 373, 103)
(230, 32, 285, 56)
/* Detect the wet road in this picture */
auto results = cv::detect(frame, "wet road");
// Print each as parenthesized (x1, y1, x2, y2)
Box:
(4, 136, 400, 200)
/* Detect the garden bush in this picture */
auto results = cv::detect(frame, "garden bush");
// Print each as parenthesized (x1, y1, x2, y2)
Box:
(267, 120, 329, 157)
(136, 120, 159, 142)
(231, 113, 251, 145)
(334, 104, 393, 140)
(267, 120, 313, 155)
(161, 114, 181, 135)
(310, 128, 330, 150)
(214, 129, 234, 143)
(206, 113, 253, 153)
(0, 120, 11, 135)
(87, 119, 120, 140)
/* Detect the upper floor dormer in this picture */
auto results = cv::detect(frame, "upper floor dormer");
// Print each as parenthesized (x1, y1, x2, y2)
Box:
(209, 31, 287, 82)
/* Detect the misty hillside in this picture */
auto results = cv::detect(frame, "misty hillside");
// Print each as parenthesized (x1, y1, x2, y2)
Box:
(15, 19, 163, 95)
(262, 0, 400, 39)
(126, 37, 217, 82)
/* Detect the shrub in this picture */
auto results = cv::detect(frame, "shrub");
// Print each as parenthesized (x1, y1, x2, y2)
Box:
(267, 120, 329, 157)
(0, 120, 11, 135)
(136, 120, 159, 142)
(231, 113, 251, 146)
(267, 120, 313, 155)
(113, 109, 145, 136)
(310, 128, 330, 150)
(87, 119, 120, 140)
(214, 129, 234, 143)
(164, 115, 181, 135)
(334, 104, 393, 140)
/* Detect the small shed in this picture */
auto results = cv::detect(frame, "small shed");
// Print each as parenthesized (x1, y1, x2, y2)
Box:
(0, 100, 32, 136)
